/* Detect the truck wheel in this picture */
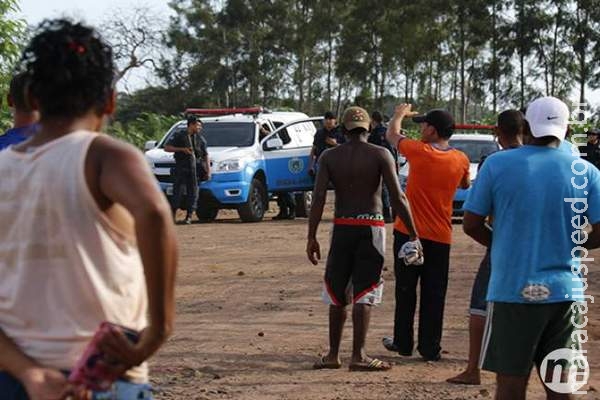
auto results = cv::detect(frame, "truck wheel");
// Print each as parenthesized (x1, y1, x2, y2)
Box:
(196, 206, 219, 222)
(294, 191, 312, 218)
(238, 178, 267, 222)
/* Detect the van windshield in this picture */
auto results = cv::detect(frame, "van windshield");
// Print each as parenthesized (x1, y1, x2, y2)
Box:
(161, 122, 256, 148)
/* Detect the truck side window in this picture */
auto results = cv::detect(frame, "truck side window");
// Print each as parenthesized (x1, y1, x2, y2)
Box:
(278, 128, 292, 145)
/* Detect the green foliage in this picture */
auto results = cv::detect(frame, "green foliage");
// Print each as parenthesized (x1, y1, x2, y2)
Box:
(0, 0, 27, 129)
(0, 106, 11, 131)
(155, 0, 600, 124)
(106, 112, 180, 149)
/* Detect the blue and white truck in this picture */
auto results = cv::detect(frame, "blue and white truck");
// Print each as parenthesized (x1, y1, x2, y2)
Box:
(144, 108, 320, 222)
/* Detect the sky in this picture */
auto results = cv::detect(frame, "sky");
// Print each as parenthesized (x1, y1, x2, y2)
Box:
(12, 0, 600, 110)
(15, 0, 174, 91)
(16, 0, 172, 25)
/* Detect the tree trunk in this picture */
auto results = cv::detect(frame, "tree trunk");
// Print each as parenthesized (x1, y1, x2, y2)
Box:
(335, 78, 343, 116)
(451, 65, 458, 117)
(378, 65, 385, 106)
(459, 10, 467, 123)
(326, 1, 333, 111)
(373, 41, 380, 108)
(307, 55, 314, 115)
(517, 0, 525, 109)
(298, 51, 305, 110)
(491, 1, 498, 114)
(404, 66, 410, 102)
(576, 2, 588, 106)
(550, 5, 561, 96)
(428, 56, 434, 99)
(409, 71, 415, 103)
(579, 58, 586, 105)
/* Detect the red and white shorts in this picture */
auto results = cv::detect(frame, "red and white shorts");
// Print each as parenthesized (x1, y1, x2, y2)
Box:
(322, 215, 385, 306)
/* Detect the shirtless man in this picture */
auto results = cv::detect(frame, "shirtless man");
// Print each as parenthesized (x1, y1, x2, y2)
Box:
(307, 106, 420, 371)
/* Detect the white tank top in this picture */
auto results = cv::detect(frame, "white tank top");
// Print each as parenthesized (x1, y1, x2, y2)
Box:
(0, 130, 148, 382)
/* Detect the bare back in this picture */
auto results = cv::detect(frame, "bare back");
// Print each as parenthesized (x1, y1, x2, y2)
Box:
(319, 138, 397, 217)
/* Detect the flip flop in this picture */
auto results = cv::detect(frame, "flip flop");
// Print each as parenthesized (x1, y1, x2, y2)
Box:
(312, 356, 342, 370)
(348, 358, 392, 372)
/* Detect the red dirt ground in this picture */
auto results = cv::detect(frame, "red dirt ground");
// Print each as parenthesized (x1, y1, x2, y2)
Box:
(152, 203, 599, 400)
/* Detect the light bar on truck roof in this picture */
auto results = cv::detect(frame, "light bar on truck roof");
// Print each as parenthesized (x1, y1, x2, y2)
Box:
(453, 124, 496, 130)
(185, 107, 266, 116)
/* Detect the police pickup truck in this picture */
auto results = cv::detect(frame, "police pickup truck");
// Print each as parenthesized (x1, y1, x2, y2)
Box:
(144, 107, 320, 222)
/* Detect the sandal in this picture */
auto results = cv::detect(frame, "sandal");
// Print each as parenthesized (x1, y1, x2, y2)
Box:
(313, 356, 342, 370)
(348, 358, 392, 372)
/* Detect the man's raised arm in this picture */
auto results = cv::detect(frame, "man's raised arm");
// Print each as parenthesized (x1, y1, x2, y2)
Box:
(381, 150, 418, 240)
(386, 103, 418, 148)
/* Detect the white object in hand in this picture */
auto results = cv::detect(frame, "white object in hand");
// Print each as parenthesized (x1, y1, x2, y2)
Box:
(398, 239, 424, 266)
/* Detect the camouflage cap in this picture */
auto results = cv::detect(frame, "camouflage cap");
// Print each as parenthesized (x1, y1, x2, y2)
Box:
(342, 106, 370, 131)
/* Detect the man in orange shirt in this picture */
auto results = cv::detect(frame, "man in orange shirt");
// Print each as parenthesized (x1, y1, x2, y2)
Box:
(382, 104, 470, 361)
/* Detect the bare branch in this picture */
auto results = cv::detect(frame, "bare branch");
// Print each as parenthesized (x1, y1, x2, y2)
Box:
(99, 5, 166, 85)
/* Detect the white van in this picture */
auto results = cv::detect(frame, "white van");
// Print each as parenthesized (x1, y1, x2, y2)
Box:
(144, 108, 321, 222)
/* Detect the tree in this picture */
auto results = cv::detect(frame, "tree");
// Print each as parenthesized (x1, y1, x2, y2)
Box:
(0, 0, 27, 130)
(567, 0, 600, 105)
(100, 6, 165, 86)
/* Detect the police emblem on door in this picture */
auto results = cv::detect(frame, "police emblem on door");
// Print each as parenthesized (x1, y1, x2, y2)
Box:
(288, 158, 304, 174)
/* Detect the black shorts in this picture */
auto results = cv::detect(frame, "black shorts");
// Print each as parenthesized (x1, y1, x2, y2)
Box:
(481, 302, 582, 376)
(322, 216, 386, 306)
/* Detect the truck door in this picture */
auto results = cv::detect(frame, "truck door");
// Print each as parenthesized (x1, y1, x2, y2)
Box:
(261, 118, 321, 192)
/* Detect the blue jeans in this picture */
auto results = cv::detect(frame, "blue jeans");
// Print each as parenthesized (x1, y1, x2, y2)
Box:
(0, 372, 153, 400)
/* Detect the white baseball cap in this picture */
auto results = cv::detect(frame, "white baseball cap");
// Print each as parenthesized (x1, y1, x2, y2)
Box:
(525, 96, 569, 140)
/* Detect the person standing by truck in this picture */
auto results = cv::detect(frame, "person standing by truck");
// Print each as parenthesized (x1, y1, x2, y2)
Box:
(369, 110, 396, 222)
(308, 111, 345, 177)
(165, 115, 210, 224)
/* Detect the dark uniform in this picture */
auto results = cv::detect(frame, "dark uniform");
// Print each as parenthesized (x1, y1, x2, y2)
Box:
(368, 124, 396, 222)
(582, 136, 600, 170)
(274, 192, 297, 220)
(167, 129, 208, 217)
(312, 126, 345, 170)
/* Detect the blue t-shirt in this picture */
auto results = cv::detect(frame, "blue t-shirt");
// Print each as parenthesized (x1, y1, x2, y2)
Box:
(464, 145, 600, 303)
(559, 140, 581, 157)
(0, 124, 38, 150)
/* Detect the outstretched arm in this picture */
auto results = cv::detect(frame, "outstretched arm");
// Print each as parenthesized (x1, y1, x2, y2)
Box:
(381, 150, 418, 240)
(307, 152, 330, 265)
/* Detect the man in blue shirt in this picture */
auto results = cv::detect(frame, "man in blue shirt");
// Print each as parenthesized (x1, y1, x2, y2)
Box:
(0, 73, 39, 150)
(463, 97, 600, 399)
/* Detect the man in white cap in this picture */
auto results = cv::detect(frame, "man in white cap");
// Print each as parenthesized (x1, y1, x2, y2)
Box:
(463, 96, 600, 399)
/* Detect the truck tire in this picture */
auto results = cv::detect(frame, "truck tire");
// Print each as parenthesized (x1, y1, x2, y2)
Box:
(238, 178, 267, 222)
(294, 191, 312, 218)
(196, 206, 219, 222)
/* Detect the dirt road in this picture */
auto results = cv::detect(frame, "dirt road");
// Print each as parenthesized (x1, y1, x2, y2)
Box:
(152, 205, 599, 400)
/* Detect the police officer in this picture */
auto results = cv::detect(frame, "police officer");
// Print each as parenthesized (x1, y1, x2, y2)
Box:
(583, 128, 600, 170)
(308, 111, 345, 177)
(369, 111, 396, 222)
(165, 115, 210, 224)
(273, 192, 296, 220)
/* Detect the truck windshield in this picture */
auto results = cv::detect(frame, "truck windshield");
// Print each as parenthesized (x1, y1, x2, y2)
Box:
(449, 139, 499, 163)
(161, 122, 256, 148)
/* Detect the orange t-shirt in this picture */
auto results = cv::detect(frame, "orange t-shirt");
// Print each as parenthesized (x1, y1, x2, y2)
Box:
(394, 138, 470, 244)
